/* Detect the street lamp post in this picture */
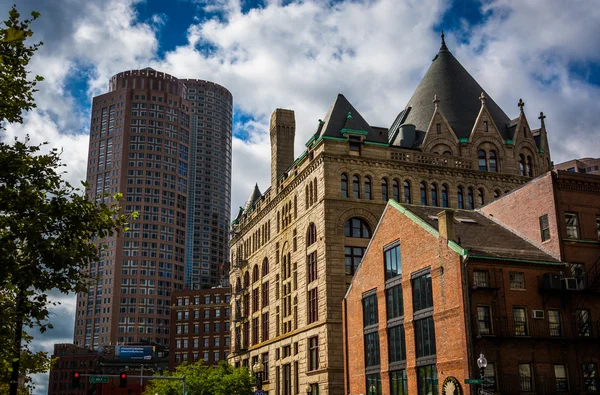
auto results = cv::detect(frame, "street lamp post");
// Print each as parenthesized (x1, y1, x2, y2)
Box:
(305, 384, 312, 395)
(252, 357, 264, 391)
(477, 353, 489, 395)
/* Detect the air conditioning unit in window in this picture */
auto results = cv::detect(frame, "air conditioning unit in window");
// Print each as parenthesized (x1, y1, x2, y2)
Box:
(532, 310, 545, 319)
(562, 278, 579, 290)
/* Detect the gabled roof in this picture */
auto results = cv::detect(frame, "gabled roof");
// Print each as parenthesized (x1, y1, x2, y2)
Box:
(397, 204, 559, 263)
(317, 94, 388, 144)
(242, 184, 262, 213)
(389, 36, 512, 145)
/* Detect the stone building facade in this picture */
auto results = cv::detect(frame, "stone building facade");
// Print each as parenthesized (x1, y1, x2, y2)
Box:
(228, 37, 553, 395)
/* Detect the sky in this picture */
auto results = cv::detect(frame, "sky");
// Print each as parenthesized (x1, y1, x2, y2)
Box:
(1, 0, 599, 393)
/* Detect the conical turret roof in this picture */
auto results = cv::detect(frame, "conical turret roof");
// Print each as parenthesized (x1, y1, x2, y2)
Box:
(390, 34, 512, 144)
(243, 184, 262, 213)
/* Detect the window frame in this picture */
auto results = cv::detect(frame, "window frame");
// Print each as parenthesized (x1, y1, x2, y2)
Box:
(539, 214, 550, 242)
(565, 212, 580, 239)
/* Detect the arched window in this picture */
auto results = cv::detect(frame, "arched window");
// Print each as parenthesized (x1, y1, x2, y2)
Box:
(477, 188, 485, 206)
(364, 176, 372, 200)
(442, 184, 449, 207)
(420, 182, 427, 205)
(244, 272, 250, 288)
(457, 187, 464, 209)
(392, 179, 400, 202)
(467, 187, 474, 210)
(404, 181, 411, 204)
(307, 223, 317, 246)
(519, 155, 525, 176)
(309, 183, 314, 205)
(431, 184, 438, 207)
(352, 175, 360, 199)
(344, 217, 371, 238)
(478, 150, 487, 171)
(527, 156, 533, 177)
(262, 258, 269, 276)
(341, 174, 348, 198)
(313, 178, 318, 203)
(443, 151, 452, 156)
(252, 265, 260, 283)
(236, 278, 242, 293)
(489, 150, 498, 172)
(381, 178, 389, 201)
(494, 190, 500, 199)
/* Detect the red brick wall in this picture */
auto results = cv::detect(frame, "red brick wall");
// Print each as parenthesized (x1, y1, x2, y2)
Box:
(344, 205, 469, 395)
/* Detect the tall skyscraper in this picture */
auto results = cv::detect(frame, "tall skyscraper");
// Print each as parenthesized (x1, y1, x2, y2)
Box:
(73, 69, 232, 349)
(180, 79, 233, 288)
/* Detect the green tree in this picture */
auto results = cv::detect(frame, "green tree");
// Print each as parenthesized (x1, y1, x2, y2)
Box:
(143, 361, 255, 395)
(0, 6, 132, 395)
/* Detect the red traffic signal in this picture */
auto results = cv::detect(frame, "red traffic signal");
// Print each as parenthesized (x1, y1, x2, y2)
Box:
(119, 372, 127, 388)
(72, 372, 81, 388)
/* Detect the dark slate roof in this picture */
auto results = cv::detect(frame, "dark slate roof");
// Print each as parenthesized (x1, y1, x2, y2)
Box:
(389, 39, 512, 145)
(242, 184, 262, 213)
(317, 94, 388, 144)
(400, 205, 558, 262)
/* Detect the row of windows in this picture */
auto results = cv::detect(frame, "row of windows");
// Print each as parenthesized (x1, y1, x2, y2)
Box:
(341, 174, 502, 209)
(366, 365, 437, 395)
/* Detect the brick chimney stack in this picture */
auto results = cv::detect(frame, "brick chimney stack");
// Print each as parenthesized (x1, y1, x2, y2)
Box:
(437, 209, 455, 241)
(270, 109, 295, 187)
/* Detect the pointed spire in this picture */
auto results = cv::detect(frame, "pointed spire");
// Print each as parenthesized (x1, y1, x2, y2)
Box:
(433, 94, 440, 109)
(538, 111, 546, 127)
(479, 92, 487, 106)
(518, 98, 525, 113)
(440, 31, 449, 52)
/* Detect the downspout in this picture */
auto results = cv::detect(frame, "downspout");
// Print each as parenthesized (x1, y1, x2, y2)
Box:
(461, 255, 476, 395)
(343, 299, 350, 395)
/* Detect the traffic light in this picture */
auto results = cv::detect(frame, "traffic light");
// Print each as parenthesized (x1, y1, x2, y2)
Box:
(72, 371, 81, 388)
(119, 372, 127, 388)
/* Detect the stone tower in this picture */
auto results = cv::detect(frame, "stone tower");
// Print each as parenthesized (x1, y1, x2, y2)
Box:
(270, 108, 295, 187)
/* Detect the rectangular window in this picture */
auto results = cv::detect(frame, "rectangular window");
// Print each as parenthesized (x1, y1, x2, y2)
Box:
(308, 288, 318, 324)
(473, 270, 489, 288)
(576, 309, 591, 336)
(262, 352, 269, 381)
(364, 331, 380, 367)
(414, 317, 436, 358)
(366, 373, 381, 395)
(412, 273, 433, 312)
(484, 363, 496, 391)
(583, 363, 598, 392)
(253, 288, 259, 313)
(554, 364, 568, 392)
(252, 317, 259, 345)
(345, 246, 365, 275)
(596, 215, 600, 240)
(363, 293, 378, 327)
(262, 312, 269, 342)
(513, 307, 528, 336)
(262, 281, 269, 308)
(539, 214, 550, 241)
(417, 365, 438, 395)
(477, 306, 492, 335)
(390, 370, 408, 395)
(388, 325, 406, 363)
(509, 272, 525, 289)
(307, 252, 317, 283)
(548, 309, 562, 337)
(385, 244, 401, 280)
(565, 212, 579, 239)
(519, 363, 533, 392)
(386, 285, 403, 320)
(282, 364, 291, 395)
(308, 336, 319, 371)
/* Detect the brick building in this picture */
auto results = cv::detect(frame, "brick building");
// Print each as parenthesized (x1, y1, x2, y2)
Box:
(554, 157, 600, 175)
(48, 344, 97, 395)
(343, 170, 600, 395)
(169, 286, 232, 370)
(229, 35, 553, 394)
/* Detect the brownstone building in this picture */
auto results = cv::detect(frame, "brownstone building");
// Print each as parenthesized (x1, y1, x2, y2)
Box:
(170, 286, 232, 369)
(343, 170, 600, 395)
(229, 35, 552, 395)
(48, 343, 97, 395)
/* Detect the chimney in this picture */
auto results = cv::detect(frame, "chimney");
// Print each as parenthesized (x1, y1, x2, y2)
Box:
(437, 209, 455, 241)
(270, 108, 295, 187)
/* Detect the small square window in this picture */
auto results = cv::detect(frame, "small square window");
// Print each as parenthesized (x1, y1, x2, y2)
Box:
(473, 271, 489, 288)
(509, 272, 525, 290)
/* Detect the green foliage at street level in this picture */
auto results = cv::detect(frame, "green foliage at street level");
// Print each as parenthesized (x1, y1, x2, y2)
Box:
(143, 361, 255, 395)
(0, 5, 43, 129)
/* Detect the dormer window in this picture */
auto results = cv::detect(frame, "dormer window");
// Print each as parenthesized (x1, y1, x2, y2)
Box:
(436, 123, 441, 134)
(348, 135, 361, 153)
